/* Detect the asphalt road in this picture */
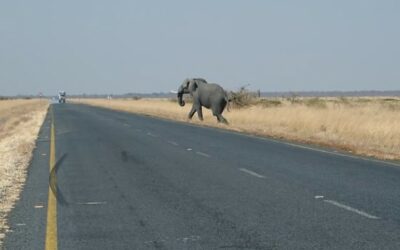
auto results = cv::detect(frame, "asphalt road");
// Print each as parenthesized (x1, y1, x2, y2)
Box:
(4, 103, 400, 249)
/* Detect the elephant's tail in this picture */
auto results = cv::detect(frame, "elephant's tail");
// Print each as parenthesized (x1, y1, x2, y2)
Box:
(225, 92, 233, 112)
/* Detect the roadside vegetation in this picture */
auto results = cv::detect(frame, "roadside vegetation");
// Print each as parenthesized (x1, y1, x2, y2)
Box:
(74, 94, 400, 161)
(0, 99, 48, 245)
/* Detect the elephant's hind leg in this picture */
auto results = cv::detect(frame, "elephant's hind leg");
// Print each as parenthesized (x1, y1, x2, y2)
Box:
(216, 114, 228, 124)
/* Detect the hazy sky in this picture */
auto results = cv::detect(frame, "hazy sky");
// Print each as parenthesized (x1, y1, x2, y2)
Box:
(1, 1, 399, 95)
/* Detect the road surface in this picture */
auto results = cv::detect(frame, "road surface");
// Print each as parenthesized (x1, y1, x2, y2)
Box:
(4, 103, 400, 249)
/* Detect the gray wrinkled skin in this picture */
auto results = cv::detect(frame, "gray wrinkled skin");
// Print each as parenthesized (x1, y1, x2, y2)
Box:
(177, 78, 229, 124)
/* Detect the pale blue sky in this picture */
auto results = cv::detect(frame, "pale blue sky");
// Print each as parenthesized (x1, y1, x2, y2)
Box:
(1, 1, 399, 95)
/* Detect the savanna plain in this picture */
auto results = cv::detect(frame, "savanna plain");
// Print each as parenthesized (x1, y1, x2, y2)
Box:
(75, 96, 400, 161)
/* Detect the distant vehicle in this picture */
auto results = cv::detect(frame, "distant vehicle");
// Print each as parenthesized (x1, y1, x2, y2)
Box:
(58, 91, 66, 103)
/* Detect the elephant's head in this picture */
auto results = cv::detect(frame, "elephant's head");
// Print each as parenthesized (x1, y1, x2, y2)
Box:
(177, 79, 189, 106)
(177, 78, 208, 107)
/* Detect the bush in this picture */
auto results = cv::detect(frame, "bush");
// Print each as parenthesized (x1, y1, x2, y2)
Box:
(338, 96, 351, 105)
(380, 99, 400, 111)
(304, 98, 327, 108)
(286, 93, 300, 104)
(257, 99, 282, 107)
(229, 86, 258, 108)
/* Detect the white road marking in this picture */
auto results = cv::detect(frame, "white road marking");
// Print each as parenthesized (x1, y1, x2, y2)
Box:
(323, 199, 380, 219)
(239, 168, 266, 179)
(41, 153, 47, 156)
(144, 239, 167, 245)
(34, 204, 44, 209)
(167, 141, 179, 146)
(146, 132, 158, 137)
(177, 235, 201, 243)
(76, 201, 107, 205)
(196, 151, 210, 158)
(186, 148, 193, 151)
(16, 223, 26, 226)
(314, 195, 325, 199)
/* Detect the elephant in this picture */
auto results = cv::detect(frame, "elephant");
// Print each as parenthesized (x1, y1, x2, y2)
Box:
(177, 78, 229, 124)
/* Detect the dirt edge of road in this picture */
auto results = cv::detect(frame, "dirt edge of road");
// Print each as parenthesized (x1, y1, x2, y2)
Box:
(0, 100, 49, 247)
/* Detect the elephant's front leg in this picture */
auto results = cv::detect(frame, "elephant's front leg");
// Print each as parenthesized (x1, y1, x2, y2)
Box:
(188, 105, 197, 119)
(197, 106, 204, 121)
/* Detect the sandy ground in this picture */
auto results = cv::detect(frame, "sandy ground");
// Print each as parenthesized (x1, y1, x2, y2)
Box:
(0, 99, 48, 247)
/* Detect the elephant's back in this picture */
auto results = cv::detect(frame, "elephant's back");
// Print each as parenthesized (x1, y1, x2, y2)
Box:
(197, 83, 226, 108)
(207, 83, 224, 91)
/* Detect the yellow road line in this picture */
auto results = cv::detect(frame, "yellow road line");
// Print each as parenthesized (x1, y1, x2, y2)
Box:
(45, 106, 58, 250)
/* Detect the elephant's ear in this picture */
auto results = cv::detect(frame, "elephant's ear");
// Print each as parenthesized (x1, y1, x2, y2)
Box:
(183, 78, 191, 88)
(188, 80, 198, 93)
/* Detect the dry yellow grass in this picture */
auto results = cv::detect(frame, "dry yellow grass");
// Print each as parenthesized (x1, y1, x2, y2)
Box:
(74, 97, 400, 161)
(0, 99, 49, 246)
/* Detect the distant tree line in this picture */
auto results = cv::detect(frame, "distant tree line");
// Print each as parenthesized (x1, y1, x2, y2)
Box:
(2, 90, 399, 100)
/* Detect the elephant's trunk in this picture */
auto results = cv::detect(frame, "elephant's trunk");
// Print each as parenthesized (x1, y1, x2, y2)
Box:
(177, 88, 185, 107)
